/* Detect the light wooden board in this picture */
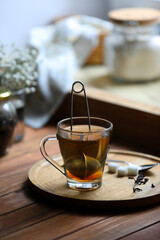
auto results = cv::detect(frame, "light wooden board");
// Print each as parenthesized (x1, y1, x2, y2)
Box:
(74, 65, 160, 110)
(28, 150, 160, 209)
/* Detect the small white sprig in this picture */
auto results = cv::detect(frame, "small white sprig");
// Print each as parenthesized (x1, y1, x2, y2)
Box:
(0, 44, 38, 93)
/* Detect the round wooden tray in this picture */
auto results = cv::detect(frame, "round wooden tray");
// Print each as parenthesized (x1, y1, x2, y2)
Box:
(28, 150, 160, 209)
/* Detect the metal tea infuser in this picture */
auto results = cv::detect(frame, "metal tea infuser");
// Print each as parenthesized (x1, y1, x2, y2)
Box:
(40, 81, 92, 175)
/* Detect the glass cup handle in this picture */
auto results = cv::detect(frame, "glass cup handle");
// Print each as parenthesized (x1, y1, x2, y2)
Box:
(40, 134, 65, 175)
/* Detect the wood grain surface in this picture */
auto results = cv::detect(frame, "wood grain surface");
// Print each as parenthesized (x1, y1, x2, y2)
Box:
(1, 107, 160, 239)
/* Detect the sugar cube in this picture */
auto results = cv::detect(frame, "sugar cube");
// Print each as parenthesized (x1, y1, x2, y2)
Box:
(108, 162, 120, 173)
(127, 165, 139, 176)
(117, 166, 128, 177)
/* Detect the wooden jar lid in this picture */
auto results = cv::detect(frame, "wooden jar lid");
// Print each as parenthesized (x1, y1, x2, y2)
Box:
(108, 8, 160, 26)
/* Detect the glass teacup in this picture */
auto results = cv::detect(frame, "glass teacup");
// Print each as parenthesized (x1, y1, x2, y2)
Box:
(40, 117, 113, 191)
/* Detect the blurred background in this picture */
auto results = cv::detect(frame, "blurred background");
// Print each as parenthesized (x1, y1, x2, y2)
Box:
(1, 0, 160, 46)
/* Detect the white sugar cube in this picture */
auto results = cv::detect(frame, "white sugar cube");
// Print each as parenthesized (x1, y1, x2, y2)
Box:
(127, 165, 139, 176)
(108, 162, 120, 173)
(117, 166, 128, 177)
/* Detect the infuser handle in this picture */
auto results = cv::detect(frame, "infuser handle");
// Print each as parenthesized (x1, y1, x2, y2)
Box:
(40, 135, 65, 175)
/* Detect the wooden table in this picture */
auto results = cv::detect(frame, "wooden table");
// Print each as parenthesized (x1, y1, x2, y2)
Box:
(1, 122, 160, 240)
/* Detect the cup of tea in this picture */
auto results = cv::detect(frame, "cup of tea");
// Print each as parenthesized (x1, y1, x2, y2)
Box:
(40, 117, 113, 191)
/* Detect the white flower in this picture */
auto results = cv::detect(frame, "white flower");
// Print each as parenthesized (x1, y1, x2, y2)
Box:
(0, 44, 38, 93)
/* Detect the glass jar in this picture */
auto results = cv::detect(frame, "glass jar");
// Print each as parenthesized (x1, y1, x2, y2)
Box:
(105, 8, 160, 82)
(11, 89, 25, 142)
(0, 89, 17, 156)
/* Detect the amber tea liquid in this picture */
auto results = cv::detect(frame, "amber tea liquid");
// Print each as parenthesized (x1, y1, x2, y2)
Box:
(58, 125, 110, 183)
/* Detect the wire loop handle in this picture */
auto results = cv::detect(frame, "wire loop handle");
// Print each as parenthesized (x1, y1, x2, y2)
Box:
(70, 81, 91, 132)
